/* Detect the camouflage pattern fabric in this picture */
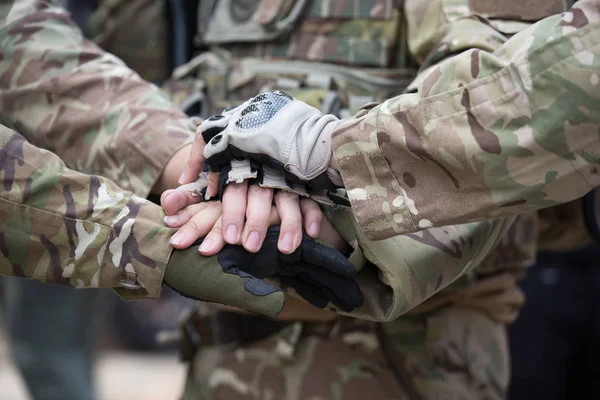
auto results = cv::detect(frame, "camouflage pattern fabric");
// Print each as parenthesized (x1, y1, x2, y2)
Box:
(310, 207, 526, 321)
(184, 306, 508, 400)
(0, 0, 195, 298)
(0, 125, 173, 299)
(87, 0, 171, 83)
(0, 0, 194, 197)
(190, 0, 598, 252)
(166, 1, 555, 321)
(378, 306, 509, 400)
(333, 0, 600, 240)
(537, 193, 600, 251)
(178, 0, 595, 398)
(184, 318, 409, 400)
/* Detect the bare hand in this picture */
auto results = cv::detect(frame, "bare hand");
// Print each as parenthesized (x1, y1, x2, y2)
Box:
(162, 189, 342, 256)
(162, 185, 323, 254)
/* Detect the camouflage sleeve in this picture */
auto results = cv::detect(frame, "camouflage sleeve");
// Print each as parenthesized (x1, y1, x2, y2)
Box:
(332, 0, 600, 240)
(0, 124, 174, 299)
(321, 207, 524, 321)
(0, 1, 193, 197)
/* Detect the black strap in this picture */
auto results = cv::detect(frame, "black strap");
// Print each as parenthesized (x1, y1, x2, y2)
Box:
(179, 311, 289, 361)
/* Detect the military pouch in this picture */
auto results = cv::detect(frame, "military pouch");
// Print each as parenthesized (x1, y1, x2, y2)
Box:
(88, 0, 170, 82)
(223, 58, 415, 116)
(276, 0, 402, 68)
(441, 0, 567, 22)
(466, 0, 568, 21)
(199, 0, 408, 67)
(446, 0, 568, 36)
(197, 0, 310, 44)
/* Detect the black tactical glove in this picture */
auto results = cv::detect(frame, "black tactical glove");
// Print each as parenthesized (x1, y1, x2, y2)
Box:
(164, 227, 363, 317)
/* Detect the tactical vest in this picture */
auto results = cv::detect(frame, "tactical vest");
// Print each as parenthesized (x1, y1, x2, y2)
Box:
(173, 0, 417, 118)
(170, 0, 546, 282)
(85, 0, 172, 83)
(88, 0, 590, 274)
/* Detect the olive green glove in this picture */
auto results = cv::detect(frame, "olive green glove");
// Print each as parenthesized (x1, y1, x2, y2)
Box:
(164, 244, 285, 318)
(164, 227, 363, 318)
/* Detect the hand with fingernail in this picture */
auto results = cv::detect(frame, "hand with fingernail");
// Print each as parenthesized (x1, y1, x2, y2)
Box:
(174, 102, 325, 255)
(160, 188, 362, 315)
(161, 185, 325, 256)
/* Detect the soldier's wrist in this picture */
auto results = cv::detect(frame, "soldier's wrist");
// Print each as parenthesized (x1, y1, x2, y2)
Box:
(151, 144, 192, 195)
(329, 155, 339, 172)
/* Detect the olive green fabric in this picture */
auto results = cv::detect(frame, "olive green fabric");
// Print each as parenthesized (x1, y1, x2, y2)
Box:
(165, 247, 285, 318)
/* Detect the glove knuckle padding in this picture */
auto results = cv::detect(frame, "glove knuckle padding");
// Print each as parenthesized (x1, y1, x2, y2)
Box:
(200, 113, 230, 143)
(202, 91, 340, 190)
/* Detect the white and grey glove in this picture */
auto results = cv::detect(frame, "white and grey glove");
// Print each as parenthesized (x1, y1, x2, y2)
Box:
(201, 91, 343, 190)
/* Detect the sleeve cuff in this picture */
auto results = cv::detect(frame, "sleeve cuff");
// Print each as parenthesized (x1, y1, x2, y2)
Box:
(102, 195, 175, 299)
(331, 117, 419, 240)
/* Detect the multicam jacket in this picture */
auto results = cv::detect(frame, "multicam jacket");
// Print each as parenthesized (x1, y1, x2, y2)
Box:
(174, 0, 597, 319)
(333, 0, 600, 240)
(0, 1, 194, 299)
(2, 0, 598, 319)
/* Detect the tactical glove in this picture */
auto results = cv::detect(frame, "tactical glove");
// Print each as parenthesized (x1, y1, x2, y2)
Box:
(201, 91, 343, 190)
(164, 226, 363, 317)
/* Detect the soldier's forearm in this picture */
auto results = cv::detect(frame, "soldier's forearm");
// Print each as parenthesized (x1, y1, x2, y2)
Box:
(0, 125, 172, 299)
(332, 0, 600, 240)
(0, 1, 194, 199)
(320, 205, 519, 321)
(151, 144, 193, 195)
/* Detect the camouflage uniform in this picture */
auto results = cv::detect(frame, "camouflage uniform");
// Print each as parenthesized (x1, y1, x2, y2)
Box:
(333, 0, 600, 239)
(0, 1, 195, 299)
(1, 1, 598, 399)
(0, 3, 191, 399)
(177, 0, 600, 399)
(0, 124, 179, 297)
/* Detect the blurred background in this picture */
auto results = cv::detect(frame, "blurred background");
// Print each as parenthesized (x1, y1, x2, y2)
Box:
(0, 279, 193, 400)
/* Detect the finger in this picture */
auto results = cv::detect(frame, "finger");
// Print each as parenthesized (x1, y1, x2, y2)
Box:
(463, 285, 526, 310)
(242, 185, 274, 253)
(179, 127, 207, 184)
(317, 217, 348, 253)
(299, 198, 323, 238)
(221, 181, 248, 244)
(299, 234, 355, 278)
(458, 273, 517, 299)
(274, 191, 303, 254)
(164, 201, 218, 228)
(486, 306, 522, 324)
(160, 189, 176, 207)
(268, 205, 281, 226)
(169, 202, 222, 249)
(198, 217, 228, 256)
(206, 171, 220, 199)
(460, 292, 519, 311)
(161, 189, 202, 216)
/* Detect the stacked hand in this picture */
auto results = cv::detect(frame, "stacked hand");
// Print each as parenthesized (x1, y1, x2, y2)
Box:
(161, 187, 323, 255)
(160, 195, 363, 316)
(167, 91, 344, 255)
(158, 91, 362, 317)
(199, 91, 343, 190)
